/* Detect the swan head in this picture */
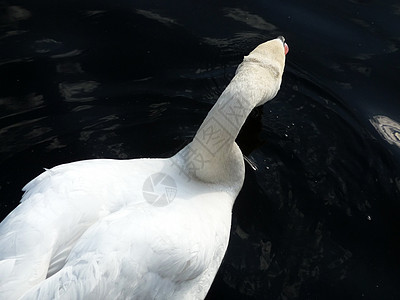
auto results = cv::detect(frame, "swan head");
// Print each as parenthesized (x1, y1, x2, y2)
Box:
(235, 36, 288, 106)
(249, 36, 287, 70)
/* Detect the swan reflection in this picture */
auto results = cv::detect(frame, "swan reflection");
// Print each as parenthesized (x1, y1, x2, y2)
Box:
(370, 115, 400, 147)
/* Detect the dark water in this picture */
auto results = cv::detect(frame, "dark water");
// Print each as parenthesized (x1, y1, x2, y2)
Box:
(1, 0, 400, 299)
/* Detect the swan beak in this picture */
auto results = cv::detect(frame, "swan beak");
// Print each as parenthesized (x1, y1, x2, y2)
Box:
(278, 36, 289, 55)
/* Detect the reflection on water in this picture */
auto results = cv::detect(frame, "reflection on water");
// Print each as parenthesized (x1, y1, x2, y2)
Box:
(136, 9, 178, 26)
(59, 81, 100, 102)
(52, 49, 83, 59)
(0, 93, 44, 116)
(1, 5, 31, 23)
(223, 8, 276, 31)
(32, 38, 62, 54)
(0, 5, 31, 39)
(370, 115, 400, 148)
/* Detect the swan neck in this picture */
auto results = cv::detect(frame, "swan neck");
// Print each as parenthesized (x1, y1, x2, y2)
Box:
(194, 82, 257, 149)
(171, 79, 260, 185)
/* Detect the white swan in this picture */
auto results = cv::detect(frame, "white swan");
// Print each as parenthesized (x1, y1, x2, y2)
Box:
(0, 37, 287, 299)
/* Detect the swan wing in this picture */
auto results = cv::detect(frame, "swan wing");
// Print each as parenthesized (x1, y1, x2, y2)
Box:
(0, 159, 164, 299)
(20, 203, 222, 299)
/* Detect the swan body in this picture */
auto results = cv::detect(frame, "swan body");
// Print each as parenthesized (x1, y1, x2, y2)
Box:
(0, 37, 287, 299)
